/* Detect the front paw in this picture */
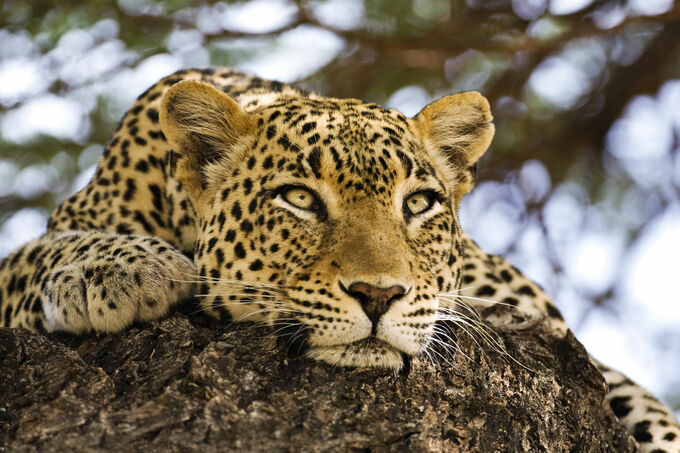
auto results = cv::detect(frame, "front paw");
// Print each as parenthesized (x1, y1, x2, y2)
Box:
(42, 244, 196, 333)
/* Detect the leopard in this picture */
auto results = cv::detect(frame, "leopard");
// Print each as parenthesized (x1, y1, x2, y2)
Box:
(0, 67, 678, 452)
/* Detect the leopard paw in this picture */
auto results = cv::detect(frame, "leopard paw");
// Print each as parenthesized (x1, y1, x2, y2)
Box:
(42, 237, 196, 333)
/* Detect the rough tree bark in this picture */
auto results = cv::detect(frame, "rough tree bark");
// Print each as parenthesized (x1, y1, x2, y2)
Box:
(0, 306, 635, 452)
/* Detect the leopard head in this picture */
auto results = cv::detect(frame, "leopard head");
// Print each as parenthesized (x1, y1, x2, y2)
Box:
(160, 80, 493, 368)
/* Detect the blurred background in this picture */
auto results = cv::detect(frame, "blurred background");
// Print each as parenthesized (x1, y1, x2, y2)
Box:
(1, 0, 679, 412)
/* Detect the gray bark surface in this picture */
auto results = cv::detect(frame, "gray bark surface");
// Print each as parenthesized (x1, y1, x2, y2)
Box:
(0, 309, 635, 452)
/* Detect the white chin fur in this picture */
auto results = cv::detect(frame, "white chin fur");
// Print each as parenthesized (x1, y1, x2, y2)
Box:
(306, 338, 405, 369)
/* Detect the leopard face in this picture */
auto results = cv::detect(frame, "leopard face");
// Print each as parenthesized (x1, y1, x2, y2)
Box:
(160, 81, 494, 368)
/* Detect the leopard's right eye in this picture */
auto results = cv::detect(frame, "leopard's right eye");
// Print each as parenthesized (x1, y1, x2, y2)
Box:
(283, 187, 315, 210)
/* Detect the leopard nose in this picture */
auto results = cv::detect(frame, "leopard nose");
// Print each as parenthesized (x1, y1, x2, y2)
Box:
(340, 281, 406, 333)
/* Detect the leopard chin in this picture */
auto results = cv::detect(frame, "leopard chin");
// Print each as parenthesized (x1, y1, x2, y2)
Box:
(306, 337, 406, 369)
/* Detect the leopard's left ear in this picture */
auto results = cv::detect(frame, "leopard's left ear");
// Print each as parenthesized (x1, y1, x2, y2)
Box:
(413, 92, 494, 202)
(160, 80, 256, 200)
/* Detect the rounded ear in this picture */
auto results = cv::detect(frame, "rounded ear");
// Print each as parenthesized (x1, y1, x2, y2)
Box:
(413, 92, 494, 202)
(160, 80, 256, 199)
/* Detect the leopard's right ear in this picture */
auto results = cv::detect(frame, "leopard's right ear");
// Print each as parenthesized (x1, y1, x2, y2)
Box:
(160, 80, 256, 198)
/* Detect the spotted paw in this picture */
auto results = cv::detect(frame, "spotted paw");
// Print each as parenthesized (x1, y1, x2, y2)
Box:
(41, 233, 196, 333)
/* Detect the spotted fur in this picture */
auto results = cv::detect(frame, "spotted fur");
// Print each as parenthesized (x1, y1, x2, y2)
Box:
(0, 68, 677, 451)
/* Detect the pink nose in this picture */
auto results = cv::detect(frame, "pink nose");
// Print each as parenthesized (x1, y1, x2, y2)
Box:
(342, 282, 406, 331)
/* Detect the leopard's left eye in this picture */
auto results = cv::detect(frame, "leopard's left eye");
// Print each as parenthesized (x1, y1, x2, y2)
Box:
(405, 191, 435, 216)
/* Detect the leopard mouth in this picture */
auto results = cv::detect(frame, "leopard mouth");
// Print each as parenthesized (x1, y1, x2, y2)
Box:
(343, 336, 397, 353)
(306, 336, 407, 369)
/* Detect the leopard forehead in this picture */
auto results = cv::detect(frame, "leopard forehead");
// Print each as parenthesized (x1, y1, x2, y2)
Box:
(212, 97, 444, 192)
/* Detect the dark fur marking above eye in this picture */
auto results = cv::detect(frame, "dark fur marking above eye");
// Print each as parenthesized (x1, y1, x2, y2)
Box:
(308, 147, 322, 179)
(396, 150, 412, 178)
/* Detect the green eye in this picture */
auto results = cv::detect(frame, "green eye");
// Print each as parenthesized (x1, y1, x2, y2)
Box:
(284, 187, 315, 210)
(405, 192, 434, 215)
